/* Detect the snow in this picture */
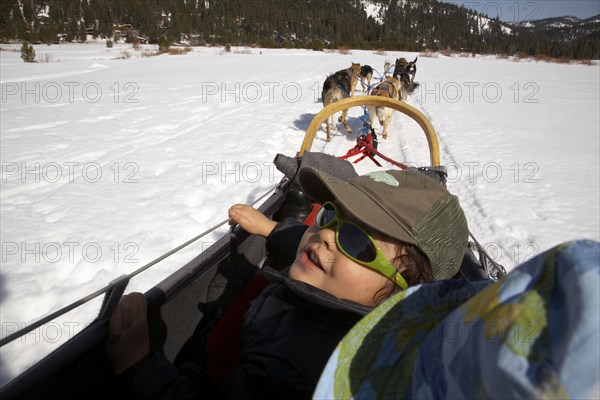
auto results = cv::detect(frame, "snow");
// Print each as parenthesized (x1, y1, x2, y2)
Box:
(549, 22, 571, 28)
(477, 15, 513, 34)
(1, 43, 599, 387)
(361, 0, 385, 24)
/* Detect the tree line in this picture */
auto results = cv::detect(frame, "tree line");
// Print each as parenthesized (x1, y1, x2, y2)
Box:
(1, 0, 598, 59)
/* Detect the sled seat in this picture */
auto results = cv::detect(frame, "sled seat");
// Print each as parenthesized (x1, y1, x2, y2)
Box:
(206, 272, 270, 384)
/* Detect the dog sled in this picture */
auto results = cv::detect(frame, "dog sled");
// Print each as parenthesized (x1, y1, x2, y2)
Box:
(3, 97, 595, 400)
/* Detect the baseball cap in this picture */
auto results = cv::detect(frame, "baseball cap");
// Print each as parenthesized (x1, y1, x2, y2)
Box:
(298, 167, 468, 280)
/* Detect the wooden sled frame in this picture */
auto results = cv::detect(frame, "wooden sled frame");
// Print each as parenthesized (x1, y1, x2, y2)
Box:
(299, 96, 441, 166)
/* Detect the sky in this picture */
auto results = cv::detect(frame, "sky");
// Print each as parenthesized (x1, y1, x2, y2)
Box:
(0, 43, 599, 387)
(439, 0, 600, 23)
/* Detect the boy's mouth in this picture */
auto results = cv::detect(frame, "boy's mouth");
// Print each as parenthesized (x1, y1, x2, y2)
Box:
(301, 247, 325, 272)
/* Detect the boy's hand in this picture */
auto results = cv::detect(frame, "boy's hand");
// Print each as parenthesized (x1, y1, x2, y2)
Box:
(105, 293, 150, 375)
(228, 204, 277, 237)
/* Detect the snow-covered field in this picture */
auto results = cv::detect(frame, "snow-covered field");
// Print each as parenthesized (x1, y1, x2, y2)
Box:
(1, 42, 599, 386)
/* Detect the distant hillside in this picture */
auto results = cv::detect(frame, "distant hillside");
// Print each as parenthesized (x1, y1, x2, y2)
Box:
(1, 0, 598, 59)
(518, 15, 600, 42)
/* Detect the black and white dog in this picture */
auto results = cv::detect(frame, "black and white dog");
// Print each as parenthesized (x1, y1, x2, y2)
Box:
(360, 65, 374, 92)
(393, 57, 418, 83)
(393, 57, 419, 98)
(406, 56, 417, 83)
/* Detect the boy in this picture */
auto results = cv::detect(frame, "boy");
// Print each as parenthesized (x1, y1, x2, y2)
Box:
(105, 166, 468, 399)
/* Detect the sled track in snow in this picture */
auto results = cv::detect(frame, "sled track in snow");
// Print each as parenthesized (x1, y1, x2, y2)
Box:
(411, 95, 506, 258)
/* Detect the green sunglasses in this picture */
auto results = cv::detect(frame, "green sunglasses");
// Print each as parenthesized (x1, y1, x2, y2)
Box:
(315, 202, 408, 289)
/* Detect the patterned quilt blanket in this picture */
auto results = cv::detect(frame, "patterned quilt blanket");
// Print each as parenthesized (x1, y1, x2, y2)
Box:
(314, 240, 600, 399)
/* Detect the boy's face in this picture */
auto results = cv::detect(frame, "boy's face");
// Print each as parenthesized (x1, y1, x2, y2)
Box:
(289, 222, 398, 306)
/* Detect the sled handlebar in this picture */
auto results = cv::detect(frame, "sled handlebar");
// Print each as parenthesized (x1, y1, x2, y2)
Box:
(299, 96, 441, 166)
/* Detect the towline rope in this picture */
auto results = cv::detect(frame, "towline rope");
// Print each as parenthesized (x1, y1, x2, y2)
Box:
(0, 183, 279, 348)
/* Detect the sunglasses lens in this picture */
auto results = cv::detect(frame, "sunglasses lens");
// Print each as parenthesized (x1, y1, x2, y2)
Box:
(316, 203, 336, 227)
(338, 223, 377, 263)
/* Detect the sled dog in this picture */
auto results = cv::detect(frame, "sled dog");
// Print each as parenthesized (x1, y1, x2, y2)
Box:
(360, 65, 374, 92)
(367, 76, 403, 139)
(321, 62, 361, 142)
(406, 56, 418, 83)
(383, 60, 392, 76)
(393, 57, 419, 97)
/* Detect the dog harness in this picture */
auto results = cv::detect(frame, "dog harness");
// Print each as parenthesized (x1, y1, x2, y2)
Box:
(371, 82, 399, 100)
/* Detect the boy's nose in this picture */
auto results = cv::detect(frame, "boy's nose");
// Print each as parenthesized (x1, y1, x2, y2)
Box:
(317, 227, 337, 253)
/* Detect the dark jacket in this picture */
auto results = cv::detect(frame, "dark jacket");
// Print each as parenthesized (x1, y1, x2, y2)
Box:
(118, 218, 372, 399)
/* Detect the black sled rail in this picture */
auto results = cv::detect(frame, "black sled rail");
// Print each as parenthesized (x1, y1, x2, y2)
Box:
(0, 180, 290, 400)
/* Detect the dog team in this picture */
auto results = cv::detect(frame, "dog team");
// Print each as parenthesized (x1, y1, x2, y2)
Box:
(321, 56, 419, 141)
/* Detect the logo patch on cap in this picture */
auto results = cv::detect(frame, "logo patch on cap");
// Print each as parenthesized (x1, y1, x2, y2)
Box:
(368, 171, 399, 187)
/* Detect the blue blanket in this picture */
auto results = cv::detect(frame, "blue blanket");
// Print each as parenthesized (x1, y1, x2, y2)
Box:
(314, 240, 600, 399)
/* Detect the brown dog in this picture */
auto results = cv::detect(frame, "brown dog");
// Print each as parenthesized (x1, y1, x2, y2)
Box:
(393, 58, 409, 80)
(321, 62, 361, 142)
(367, 76, 403, 139)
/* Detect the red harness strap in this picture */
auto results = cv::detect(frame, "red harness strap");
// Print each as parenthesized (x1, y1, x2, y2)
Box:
(340, 133, 382, 166)
(340, 135, 409, 170)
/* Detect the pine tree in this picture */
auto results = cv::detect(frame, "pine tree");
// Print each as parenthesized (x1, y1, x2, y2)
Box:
(312, 38, 324, 51)
(22, 0, 34, 24)
(78, 24, 87, 42)
(20, 41, 36, 62)
(158, 35, 170, 53)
